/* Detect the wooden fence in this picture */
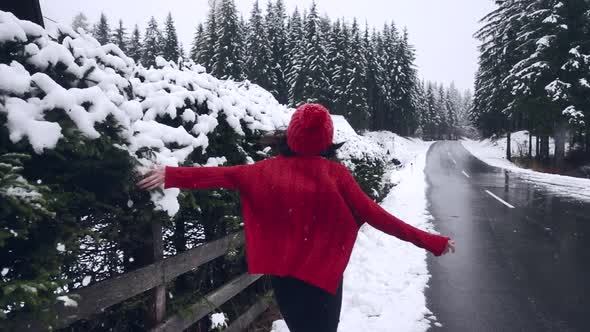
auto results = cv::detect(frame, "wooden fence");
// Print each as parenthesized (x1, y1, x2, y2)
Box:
(6, 224, 272, 332)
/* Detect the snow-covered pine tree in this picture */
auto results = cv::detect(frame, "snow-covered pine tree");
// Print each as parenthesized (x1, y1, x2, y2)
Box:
(190, 23, 206, 65)
(162, 12, 180, 62)
(413, 80, 428, 137)
(71, 12, 89, 33)
(204, 0, 219, 72)
(92, 13, 111, 45)
(507, 0, 589, 162)
(395, 29, 419, 135)
(459, 89, 473, 127)
(425, 82, 440, 139)
(213, 0, 245, 80)
(445, 88, 458, 139)
(286, 7, 305, 106)
(367, 27, 386, 130)
(327, 19, 348, 114)
(446, 82, 462, 135)
(377, 23, 399, 132)
(127, 24, 142, 64)
(244, 0, 274, 90)
(178, 42, 186, 64)
(436, 84, 450, 139)
(473, 0, 528, 138)
(142, 16, 163, 68)
(342, 19, 370, 131)
(112, 19, 127, 53)
(265, 0, 289, 104)
(298, 1, 330, 106)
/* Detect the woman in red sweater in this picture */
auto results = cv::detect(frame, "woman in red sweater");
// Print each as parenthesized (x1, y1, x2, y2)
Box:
(137, 103, 455, 332)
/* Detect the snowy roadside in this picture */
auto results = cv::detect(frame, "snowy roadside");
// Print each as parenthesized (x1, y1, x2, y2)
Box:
(461, 138, 590, 201)
(271, 137, 441, 332)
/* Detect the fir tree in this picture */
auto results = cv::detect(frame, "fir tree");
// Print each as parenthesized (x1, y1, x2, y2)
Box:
(265, 0, 289, 104)
(366, 27, 385, 130)
(112, 19, 127, 53)
(190, 23, 207, 65)
(142, 16, 163, 68)
(343, 19, 370, 130)
(395, 29, 419, 135)
(381, 22, 401, 132)
(204, 0, 219, 72)
(437, 84, 450, 139)
(326, 19, 346, 112)
(244, 0, 274, 90)
(298, 1, 330, 105)
(178, 42, 186, 63)
(93, 13, 111, 45)
(127, 25, 143, 64)
(71, 12, 90, 33)
(424, 82, 440, 139)
(162, 12, 180, 62)
(213, 0, 245, 80)
(286, 7, 304, 105)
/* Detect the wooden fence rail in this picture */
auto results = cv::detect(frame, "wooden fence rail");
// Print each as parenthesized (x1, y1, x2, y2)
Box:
(6, 230, 272, 332)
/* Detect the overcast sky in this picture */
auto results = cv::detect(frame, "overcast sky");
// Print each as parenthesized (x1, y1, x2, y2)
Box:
(40, 0, 496, 92)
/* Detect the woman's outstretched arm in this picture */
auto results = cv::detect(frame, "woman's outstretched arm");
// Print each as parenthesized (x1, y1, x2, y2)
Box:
(137, 164, 247, 191)
(337, 163, 454, 256)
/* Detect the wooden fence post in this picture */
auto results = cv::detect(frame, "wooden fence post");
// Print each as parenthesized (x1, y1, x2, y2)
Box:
(146, 220, 166, 328)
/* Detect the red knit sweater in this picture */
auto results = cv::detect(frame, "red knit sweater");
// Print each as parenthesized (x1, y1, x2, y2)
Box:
(164, 154, 449, 294)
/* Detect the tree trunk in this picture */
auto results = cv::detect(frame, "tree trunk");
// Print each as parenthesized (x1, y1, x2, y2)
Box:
(529, 131, 533, 159)
(145, 220, 165, 328)
(506, 131, 512, 161)
(536, 135, 540, 160)
(586, 127, 589, 154)
(540, 135, 550, 160)
(554, 122, 567, 165)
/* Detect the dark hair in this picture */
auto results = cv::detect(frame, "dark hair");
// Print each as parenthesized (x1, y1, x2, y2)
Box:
(257, 128, 345, 162)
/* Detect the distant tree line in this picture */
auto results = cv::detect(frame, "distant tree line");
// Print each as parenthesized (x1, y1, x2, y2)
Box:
(471, 0, 590, 163)
(71, 0, 472, 138)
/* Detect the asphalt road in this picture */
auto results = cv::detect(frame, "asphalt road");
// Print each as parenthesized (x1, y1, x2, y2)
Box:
(425, 141, 590, 332)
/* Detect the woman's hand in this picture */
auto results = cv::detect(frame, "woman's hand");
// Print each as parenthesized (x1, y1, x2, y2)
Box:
(442, 239, 456, 255)
(136, 166, 166, 190)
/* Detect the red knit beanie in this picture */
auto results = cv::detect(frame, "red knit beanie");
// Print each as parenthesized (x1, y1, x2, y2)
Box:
(287, 103, 334, 156)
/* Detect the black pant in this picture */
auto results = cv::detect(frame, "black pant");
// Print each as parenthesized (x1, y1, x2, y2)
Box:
(270, 275, 343, 332)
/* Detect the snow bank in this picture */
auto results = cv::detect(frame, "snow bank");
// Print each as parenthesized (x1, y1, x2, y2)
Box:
(462, 135, 590, 201)
(469, 130, 561, 158)
(271, 137, 440, 332)
(332, 115, 386, 164)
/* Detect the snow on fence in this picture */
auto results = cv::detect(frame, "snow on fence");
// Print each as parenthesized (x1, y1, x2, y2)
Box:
(6, 229, 272, 331)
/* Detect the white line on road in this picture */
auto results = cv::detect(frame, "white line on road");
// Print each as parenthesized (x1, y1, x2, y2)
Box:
(485, 190, 515, 209)
(462, 170, 470, 178)
(446, 151, 457, 165)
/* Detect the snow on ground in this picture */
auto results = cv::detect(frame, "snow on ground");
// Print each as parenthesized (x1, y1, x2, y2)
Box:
(468, 130, 561, 159)
(462, 135, 590, 201)
(271, 135, 441, 332)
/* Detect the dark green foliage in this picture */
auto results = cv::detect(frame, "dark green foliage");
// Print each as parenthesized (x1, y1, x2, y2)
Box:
(347, 157, 393, 203)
